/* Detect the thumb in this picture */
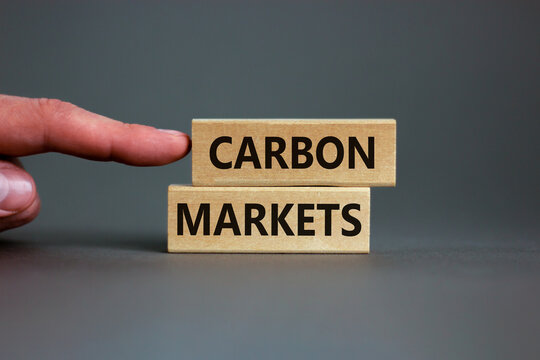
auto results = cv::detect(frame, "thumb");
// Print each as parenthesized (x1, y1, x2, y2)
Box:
(0, 159, 40, 231)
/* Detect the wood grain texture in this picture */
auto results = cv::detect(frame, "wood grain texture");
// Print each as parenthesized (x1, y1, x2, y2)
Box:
(192, 119, 396, 187)
(168, 186, 370, 253)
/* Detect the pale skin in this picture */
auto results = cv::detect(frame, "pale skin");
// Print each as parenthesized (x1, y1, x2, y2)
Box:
(0, 94, 191, 232)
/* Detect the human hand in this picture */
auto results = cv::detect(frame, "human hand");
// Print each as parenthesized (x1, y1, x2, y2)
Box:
(0, 94, 191, 232)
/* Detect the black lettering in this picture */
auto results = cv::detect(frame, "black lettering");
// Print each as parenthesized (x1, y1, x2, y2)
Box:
(316, 136, 344, 169)
(245, 203, 268, 236)
(349, 137, 374, 169)
(298, 203, 315, 236)
(271, 203, 294, 236)
(316, 203, 340, 236)
(265, 137, 288, 169)
(291, 137, 313, 169)
(214, 203, 241, 235)
(342, 203, 362, 236)
(177, 203, 210, 235)
(234, 137, 261, 169)
(209, 136, 232, 169)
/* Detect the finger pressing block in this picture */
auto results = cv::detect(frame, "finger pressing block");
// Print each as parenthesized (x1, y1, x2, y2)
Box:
(168, 186, 370, 253)
(192, 119, 396, 187)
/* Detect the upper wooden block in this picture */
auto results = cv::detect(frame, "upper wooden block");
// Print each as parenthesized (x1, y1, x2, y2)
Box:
(192, 119, 396, 187)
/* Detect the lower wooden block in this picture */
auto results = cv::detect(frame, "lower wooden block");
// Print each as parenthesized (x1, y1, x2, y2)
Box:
(168, 186, 370, 253)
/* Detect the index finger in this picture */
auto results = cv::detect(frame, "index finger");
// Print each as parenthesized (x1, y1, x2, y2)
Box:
(0, 95, 191, 166)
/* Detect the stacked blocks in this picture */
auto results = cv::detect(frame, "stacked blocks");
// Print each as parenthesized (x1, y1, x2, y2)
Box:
(168, 119, 396, 253)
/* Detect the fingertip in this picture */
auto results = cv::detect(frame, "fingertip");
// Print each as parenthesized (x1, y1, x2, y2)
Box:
(0, 195, 41, 232)
(0, 167, 37, 217)
(109, 125, 191, 166)
(153, 128, 191, 162)
(153, 131, 191, 165)
(175, 133, 192, 159)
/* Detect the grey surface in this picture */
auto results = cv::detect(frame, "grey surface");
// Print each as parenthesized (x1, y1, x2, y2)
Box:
(1, 230, 539, 359)
(0, 1, 539, 359)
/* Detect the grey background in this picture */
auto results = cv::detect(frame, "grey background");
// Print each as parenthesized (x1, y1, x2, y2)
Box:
(1, 1, 539, 359)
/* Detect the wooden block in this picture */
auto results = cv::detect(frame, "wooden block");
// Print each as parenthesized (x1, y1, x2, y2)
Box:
(192, 119, 396, 187)
(168, 186, 370, 253)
